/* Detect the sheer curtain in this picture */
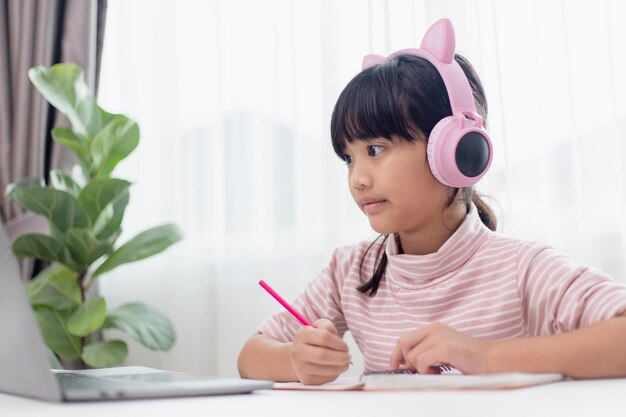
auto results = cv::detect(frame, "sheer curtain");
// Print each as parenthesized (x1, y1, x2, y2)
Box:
(98, 0, 626, 377)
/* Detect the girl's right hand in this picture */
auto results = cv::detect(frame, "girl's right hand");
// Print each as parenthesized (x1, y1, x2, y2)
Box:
(289, 318, 351, 385)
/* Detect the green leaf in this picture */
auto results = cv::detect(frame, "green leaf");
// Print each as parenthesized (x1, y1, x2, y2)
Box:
(27, 263, 81, 309)
(77, 178, 130, 239)
(33, 306, 81, 360)
(12, 234, 74, 267)
(67, 297, 106, 337)
(64, 228, 111, 266)
(82, 340, 128, 368)
(48, 222, 65, 242)
(28, 64, 113, 138)
(103, 303, 175, 351)
(93, 224, 183, 277)
(3, 177, 45, 195)
(92, 204, 114, 237)
(51, 127, 91, 165)
(5, 186, 90, 234)
(91, 115, 140, 178)
(78, 178, 131, 227)
(50, 169, 82, 196)
(71, 164, 88, 188)
(95, 194, 129, 240)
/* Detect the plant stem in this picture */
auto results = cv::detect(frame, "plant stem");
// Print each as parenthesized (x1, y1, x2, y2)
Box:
(78, 271, 87, 302)
(77, 271, 89, 369)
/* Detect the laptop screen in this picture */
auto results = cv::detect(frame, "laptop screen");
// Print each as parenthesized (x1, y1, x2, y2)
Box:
(0, 224, 63, 401)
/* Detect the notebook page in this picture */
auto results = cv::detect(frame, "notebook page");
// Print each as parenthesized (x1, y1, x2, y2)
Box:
(273, 376, 364, 391)
(361, 371, 564, 390)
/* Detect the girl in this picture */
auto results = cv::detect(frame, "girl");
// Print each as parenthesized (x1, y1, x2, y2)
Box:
(237, 18, 626, 385)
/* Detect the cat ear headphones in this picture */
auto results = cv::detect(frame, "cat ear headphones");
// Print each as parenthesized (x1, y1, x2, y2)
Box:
(362, 18, 493, 188)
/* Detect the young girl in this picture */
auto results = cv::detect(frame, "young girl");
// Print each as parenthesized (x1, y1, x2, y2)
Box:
(237, 18, 626, 385)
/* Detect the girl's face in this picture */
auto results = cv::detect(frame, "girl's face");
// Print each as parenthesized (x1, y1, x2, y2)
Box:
(343, 136, 454, 236)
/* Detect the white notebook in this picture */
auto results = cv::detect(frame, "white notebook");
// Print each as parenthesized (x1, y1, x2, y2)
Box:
(273, 369, 565, 391)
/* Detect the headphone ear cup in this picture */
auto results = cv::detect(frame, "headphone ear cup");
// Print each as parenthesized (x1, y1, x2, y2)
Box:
(427, 115, 492, 188)
(426, 116, 458, 187)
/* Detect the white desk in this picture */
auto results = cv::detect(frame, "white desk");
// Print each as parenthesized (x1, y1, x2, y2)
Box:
(2, 378, 626, 417)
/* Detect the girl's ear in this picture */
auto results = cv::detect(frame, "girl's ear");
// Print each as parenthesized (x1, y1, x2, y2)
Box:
(419, 18, 455, 64)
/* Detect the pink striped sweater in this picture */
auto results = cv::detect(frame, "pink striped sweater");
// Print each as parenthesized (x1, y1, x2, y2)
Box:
(258, 203, 626, 371)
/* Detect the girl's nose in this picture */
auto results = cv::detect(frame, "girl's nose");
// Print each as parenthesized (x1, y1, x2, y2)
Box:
(349, 161, 373, 190)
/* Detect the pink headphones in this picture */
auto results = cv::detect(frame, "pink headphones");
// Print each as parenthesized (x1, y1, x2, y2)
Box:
(362, 18, 493, 188)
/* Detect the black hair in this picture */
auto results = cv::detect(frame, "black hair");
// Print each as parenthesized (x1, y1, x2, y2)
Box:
(330, 53, 497, 296)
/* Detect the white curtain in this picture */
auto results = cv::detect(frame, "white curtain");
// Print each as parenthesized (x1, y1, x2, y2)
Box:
(98, 0, 626, 377)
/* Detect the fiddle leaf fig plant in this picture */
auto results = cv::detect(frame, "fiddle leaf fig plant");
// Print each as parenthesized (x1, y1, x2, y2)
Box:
(5, 63, 183, 368)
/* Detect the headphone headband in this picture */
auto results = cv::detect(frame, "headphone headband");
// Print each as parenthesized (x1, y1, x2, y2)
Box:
(362, 18, 482, 127)
(360, 18, 493, 188)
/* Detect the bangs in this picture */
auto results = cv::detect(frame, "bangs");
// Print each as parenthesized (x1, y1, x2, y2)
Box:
(330, 63, 418, 157)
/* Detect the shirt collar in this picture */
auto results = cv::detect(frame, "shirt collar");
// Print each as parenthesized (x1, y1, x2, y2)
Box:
(385, 202, 492, 289)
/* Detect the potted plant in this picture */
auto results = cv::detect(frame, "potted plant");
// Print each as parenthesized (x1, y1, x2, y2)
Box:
(4, 63, 183, 369)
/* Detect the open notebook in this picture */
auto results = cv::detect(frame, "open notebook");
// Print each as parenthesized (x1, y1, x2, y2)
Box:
(274, 368, 565, 391)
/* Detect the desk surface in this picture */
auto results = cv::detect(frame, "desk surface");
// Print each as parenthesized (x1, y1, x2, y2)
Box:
(2, 378, 626, 417)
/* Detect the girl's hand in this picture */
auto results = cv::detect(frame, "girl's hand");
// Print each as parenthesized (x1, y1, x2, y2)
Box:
(289, 318, 351, 385)
(390, 322, 493, 375)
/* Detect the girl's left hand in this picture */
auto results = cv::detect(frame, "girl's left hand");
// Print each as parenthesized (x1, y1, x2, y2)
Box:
(389, 322, 493, 375)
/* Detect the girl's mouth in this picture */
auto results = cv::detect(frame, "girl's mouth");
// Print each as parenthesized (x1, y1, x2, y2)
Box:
(363, 200, 387, 214)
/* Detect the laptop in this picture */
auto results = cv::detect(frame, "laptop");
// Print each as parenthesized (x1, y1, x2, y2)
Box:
(0, 223, 272, 401)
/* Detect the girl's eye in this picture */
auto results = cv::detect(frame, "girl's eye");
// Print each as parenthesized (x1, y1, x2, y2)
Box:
(342, 154, 353, 165)
(367, 145, 384, 157)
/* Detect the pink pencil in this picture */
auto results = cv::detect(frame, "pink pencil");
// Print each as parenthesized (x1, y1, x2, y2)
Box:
(259, 280, 314, 327)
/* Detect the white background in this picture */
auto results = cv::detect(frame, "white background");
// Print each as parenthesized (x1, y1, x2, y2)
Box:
(97, 0, 626, 377)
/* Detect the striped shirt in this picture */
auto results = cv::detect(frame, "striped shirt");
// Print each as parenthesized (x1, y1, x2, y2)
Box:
(258, 203, 626, 371)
